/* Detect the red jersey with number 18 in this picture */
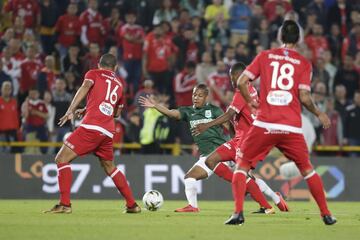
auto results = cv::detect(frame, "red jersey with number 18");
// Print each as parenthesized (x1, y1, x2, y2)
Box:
(243, 47, 312, 134)
(81, 69, 124, 138)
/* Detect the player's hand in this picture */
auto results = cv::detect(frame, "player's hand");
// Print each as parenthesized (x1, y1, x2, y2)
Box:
(138, 95, 156, 108)
(75, 108, 86, 119)
(58, 112, 74, 127)
(192, 123, 209, 136)
(248, 100, 259, 114)
(317, 112, 331, 129)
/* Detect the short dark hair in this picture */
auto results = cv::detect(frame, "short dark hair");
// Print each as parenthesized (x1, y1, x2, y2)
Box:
(194, 84, 209, 95)
(280, 20, 300, 44)
(99, 53, 117, 69)
(229, 62, 246, 75)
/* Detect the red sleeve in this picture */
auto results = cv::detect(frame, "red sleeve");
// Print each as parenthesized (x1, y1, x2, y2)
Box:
(299, 61, 312, 91)
(54, 16, 62, 32)
(79, 12, 88, 26)
(228, 92, 246, 113)
(119, 25, 126, 38)
(143, 38, 150, 53)
(244, 52, 262, 80)
(84, 70, 96, 85)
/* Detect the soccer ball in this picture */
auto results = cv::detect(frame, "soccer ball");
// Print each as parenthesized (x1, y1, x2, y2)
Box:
(142, 190, 164, 211)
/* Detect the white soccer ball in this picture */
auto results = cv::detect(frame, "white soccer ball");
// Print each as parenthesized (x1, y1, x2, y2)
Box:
(142, 190, 164, 211)
(279, 162, 301, 180)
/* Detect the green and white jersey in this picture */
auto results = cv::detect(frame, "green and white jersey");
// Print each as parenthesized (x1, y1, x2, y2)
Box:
(178, 103, 229, 156)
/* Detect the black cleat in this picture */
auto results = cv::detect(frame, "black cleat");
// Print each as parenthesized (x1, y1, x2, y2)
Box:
(323, 215, 337, 225)
(224, 212, 245, 225)
(252, 207, 275, 214)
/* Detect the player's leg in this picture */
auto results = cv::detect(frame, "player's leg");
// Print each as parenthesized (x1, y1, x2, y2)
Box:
(96, 137, 140, 213)
(278, 133, 336, 225)
(175, 157, 210, 212)
(99, 159, 140, 213)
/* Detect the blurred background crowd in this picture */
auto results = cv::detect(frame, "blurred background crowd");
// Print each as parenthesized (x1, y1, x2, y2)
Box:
(0, 0, 359, 156)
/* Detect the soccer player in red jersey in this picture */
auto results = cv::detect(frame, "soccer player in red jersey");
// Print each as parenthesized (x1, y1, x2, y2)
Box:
(44, 54, 140, 214)
(225, 20, 336, 225)
(193, 62, 289, 213)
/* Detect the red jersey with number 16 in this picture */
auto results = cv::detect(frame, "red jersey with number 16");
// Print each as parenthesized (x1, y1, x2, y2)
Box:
(243, 47, 312, 134)
(229, 86, 258, 141)
(81, 69, 124, 138)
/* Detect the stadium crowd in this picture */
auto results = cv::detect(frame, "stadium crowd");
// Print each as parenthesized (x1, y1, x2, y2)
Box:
(0, 0, 359, 155)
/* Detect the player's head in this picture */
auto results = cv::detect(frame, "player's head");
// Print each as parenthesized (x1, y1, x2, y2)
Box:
(229, 62, 246, 88)
(192, 84, 209, 108)
(98, 53, 117, 71)
(280, 20, 300, 45)
(1, 81, 12, 98)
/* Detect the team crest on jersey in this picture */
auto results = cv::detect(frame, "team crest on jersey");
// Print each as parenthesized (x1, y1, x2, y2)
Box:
(283, 50, 289, 56)
(205, 110, 212, 118)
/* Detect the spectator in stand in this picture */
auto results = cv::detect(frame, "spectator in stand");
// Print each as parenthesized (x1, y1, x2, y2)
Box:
(322, 50, 337, 91)
(342, 23, 360, 60)
(52, 78, 72, 144)
(229, 0, 252, 47)
(248, 18, 271, 55)
(305, 23, 329, 64)
(37, 55, 58, 97)
(8, 38, 25, 65)
(344, 91, 360, 156)
(43, 91, 55, 152)
(269, 3, 286, 39)
(212, 41, 224, 63)
(207, 13, 231, 47)
(153, 0, 178, 25)
(306, 0, 327, 29)
(80, 0, 106, 48)
(326, 24, 343, 65)
(195, 51, 216, 84)
(334, 84, 351, 124)
(180, 0, 204, 17)
(21, 88, 48, 154)
(333, 55, 359, 100)
(1, 46, 21, 96)
(174, 61, 197, 106)
(303, 11, 317, 36)
(19, 44, 42, 104)
(39, 0, 59, 55)
(263, 0, 292, 22)
(0, 28, 14, 51)
(235, 41, 251, 64)
(248, 4, 265, 36)
(206, 60, 231, 109)
(12, 16, 26, 39)
(0, 60, 12, 91)
(62, 45, 82, 78)
(124, 112, 141, 144)
(321, 98, 343, 146)
(178, 8, 192, 28)
(103, 8, 123, 51)
(204, 0, 229, 23)
(82, 42, 101, 74)
(173, 23, 204, 71)
(143, 23, 175, 95)
(55, 3, 81, 60)
(223, 46, 236, 67)
(327, 0, 352, 35)
(0, 81, 19, 153)
(135, 79, 157, 116)
(63, 71, 78, 96)
(2, 0, 40, 30)
(354, 51, 360, 76)
(313, 57, 331, 92)
(120, 10, 145, 94)
(191, 16, 206, 44)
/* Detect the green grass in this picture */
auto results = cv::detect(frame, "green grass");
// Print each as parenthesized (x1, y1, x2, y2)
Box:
(0, 200, 359, 240)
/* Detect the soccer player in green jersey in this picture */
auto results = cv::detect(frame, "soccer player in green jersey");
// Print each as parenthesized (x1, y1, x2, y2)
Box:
(139, 84, 274, 212)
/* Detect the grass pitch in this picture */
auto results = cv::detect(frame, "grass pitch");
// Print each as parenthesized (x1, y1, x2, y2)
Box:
(0, 200, 359, 240)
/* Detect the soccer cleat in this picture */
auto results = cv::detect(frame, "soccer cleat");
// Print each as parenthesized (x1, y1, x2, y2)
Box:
(174, 205, 200, 213)
(224, 212, 245, 225)
(276, 192, 290, 212)
(323, 215, 337, 225)
(43, 204, 72, 214)
(124, 203, 141, 213)
(252, 207, 275, 214)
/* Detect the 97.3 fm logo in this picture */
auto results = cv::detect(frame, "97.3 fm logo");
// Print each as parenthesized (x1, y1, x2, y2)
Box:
(14, 154, 122, 194)
(256, 157, 345, 200)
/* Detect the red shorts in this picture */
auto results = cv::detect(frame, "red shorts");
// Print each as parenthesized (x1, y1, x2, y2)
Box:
(65, 126, 114, 161)
(216, 138, 237, 161)
(238, 126, 313, 172)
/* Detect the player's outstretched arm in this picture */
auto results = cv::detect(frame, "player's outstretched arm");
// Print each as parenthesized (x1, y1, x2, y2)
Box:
(138, 95, 181, 120)
(299, 89, 331, 129)
(192, 109, 236, 136)
(237, 74, 259, 113)
(58, 80, 93, 127)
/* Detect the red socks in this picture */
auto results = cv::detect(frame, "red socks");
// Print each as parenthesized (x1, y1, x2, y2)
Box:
(232, 171, 247, 213)
(305, 172, 331, 216)
(214, 163, 233, 182)
(57, 163, 72, 206)
(109, 168, 136, 208)
(246, 178, 272, 209)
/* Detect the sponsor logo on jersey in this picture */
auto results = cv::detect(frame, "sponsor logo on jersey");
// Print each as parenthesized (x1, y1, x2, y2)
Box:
(99, 101, 114, 116)
(205, 110, 212, 118)
(189, 118, 213, 128)
(266, 90, 293, 106)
